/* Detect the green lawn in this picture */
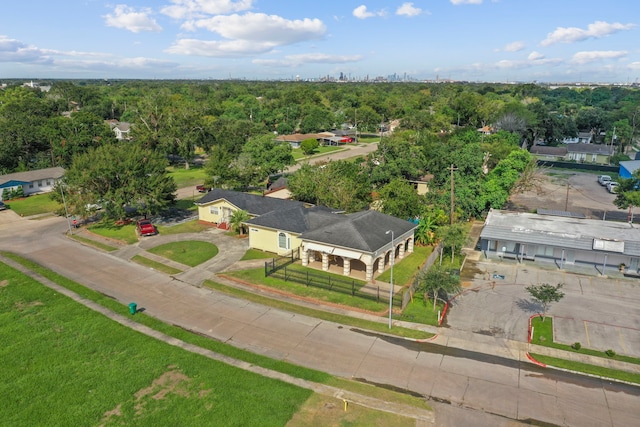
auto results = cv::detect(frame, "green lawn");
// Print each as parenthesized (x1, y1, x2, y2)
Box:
(376, 245, 433, 286)
(530, 353, 640, 385)
(87, 221, 138, 244)
(0, 261, 312, 427)
(241, 248, 276, 260)
(395, 293, 444, 326)
(3, 194, 62, 216)
(531, 316, 640, 366)
(172, 198, 198, 210)
(157, 220, 213, 235)
(167, 166, 207, 188)
(147, 241, 218, 267)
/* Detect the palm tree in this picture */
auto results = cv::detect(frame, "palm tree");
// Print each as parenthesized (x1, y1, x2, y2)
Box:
(229, 209, 250, 235)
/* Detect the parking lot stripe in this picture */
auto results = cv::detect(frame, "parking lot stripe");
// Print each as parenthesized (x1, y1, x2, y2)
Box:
(618, 328, 628, 353)
(584, 321, 591, 347)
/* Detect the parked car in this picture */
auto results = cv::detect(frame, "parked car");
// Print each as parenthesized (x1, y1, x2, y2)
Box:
(0, 201, 6, 210)
(598, 175, 612, 186)
(196, 184, 209, 193)
(607, 182, 619, 193)
(136, 219, 158, 236)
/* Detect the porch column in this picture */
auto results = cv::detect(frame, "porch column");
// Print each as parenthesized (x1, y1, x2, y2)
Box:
(343, 258, 351, 276)
(321, 252, 329, 272)
(399, 242, 405, 259)
(408, 236, 414, 253)
(365, 262, 374, 282)
(301, 248, 309, 267)
(378, 255, 386, 273)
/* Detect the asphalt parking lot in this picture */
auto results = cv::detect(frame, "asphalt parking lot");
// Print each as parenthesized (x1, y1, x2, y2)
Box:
(449, 256, 640, 357)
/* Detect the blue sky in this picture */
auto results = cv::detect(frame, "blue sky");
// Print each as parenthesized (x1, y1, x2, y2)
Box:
(1, 0, 639, 82)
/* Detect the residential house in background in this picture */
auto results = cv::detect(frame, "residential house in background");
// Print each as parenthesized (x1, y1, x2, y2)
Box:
(107, 120, 132, 141)
(562, 131, 593, 144)
(0, 167, 65, 200)
(566, 143, 614, 164)
(531, 143, 614, 165)
(530, 145, 568, 161)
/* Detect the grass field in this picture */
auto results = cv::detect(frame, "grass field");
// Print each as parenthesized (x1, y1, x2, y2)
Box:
(3, 194, 62, 216)
(0, 262, 312, 426)
(167, 166, 207, 188)
(376, 245, 433, 286)
(147, 241, 218, 267)
(132, 255, 183, 274)
(88, 221, 138, 244)
(240, 248, 275, 260)
(157, 220, 213, 235)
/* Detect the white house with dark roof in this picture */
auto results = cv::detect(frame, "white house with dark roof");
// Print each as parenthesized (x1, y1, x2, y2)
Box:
(195, 189, 417, 281)
(480, 209, 640, 274)
(0, 167, 65, 200)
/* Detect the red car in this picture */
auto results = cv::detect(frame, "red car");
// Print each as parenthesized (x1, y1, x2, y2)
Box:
(136, 219, 157, 236)
(196, 184, 209, 193)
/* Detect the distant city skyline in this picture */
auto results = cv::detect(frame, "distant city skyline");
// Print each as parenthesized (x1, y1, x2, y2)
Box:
(1, 1, 639, 83)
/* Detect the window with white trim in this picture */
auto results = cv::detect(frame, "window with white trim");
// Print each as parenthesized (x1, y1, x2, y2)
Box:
(278, 232, 290, 250)
(209, 206, 219, 215)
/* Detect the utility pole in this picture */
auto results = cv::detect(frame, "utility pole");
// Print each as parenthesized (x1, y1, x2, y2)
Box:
(564, 182, 570, 211)
(449, 164, 458, 225)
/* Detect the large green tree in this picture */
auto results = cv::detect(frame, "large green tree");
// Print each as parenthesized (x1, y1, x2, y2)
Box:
(415, 265, 462, 310)
(61, 144, 176, 219)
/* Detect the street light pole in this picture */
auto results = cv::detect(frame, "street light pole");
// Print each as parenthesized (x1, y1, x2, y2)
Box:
(385, 229, 394, 329)
(59, 182, 73, 235)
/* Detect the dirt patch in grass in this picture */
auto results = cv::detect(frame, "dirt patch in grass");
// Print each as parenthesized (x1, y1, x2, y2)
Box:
(100, 367, 213, 425)
(134, 368, 192, 414)
(0, 279, 8, 287)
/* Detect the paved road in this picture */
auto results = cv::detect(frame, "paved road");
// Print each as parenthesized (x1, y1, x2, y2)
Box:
(1, 210, 639, 426)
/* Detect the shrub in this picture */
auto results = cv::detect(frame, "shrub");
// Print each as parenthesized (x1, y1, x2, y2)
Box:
(571, 342, 581, 350)
(605, 349, 616, 357)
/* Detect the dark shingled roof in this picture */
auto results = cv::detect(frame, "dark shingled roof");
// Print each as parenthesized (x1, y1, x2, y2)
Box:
(301, 210, 417, 253)
(195, 188, 305, 216)
(246, 205, 338, 233)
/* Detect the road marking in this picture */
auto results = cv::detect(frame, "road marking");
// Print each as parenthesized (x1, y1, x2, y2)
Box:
(618, 328, 628, 354)
(584, 321, 591, 347)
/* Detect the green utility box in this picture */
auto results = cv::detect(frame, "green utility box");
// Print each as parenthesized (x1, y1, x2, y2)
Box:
(128, 302, 137, 315)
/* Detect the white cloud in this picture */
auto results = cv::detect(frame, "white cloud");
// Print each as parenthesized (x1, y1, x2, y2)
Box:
(571, 50, 627, 65)
(161, 0, 254, 20)
(253, 53, 363, 67)
(501, 41, 525, 52)
(628, 62, 640, 70)
(450, 0, 483, 5)
(353, 5, 386, 19)
(396, 3, 424, 17)
(527, 51, 545, 61)
(166, 38, 278, 57)
(169, 12, 326, 57)
(184, 13, 325, 43)
(541, 21, 635, 46)
(104, 5, 162, 33)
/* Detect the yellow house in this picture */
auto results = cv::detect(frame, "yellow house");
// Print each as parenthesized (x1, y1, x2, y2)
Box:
(246, 205, 338, 255)
(196, 189, 418, 281)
